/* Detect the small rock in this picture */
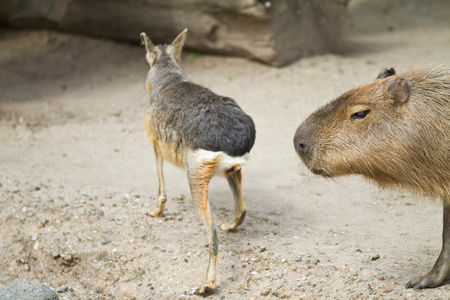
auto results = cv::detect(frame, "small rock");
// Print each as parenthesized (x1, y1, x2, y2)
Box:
(274, 220, 280, 225)
(34, 187, 40, 191)
(259, 246, 266, 252)
(51, 247, 59, 258)
(371, 254, 380, 261)
(378, 276, 385, 281)
(56, 286, 68, 293)
(261, 289, 270, 296)
(101, 240, 111, 245)
(383, 282, 393, 292)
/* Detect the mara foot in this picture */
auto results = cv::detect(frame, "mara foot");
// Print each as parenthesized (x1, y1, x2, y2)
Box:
(194, 281, 217, 295)
(149, 207, 164, 218)
(220, 223, 239, 232)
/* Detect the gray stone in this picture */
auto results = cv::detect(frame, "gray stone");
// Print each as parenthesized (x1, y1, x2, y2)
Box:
(0, 281, 59, 300)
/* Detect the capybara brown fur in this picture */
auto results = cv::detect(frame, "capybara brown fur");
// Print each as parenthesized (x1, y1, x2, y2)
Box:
(294, 65, 450, 289)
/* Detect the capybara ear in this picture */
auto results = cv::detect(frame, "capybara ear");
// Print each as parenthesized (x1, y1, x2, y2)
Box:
(168, 28, 187, 64)
(376, 67, 396, 79)
(388, 78, 410, 105)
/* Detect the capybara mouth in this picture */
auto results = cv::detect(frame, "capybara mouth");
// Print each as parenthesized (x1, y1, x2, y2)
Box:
(311, 168, 333, 177)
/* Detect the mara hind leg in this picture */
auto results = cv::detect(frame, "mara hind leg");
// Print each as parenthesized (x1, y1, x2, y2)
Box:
(149, 146, 167, 217)
(221, 169, 247, 232)
(186, 153, 219, 295)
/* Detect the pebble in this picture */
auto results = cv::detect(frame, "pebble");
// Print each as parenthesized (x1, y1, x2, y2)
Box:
(51, 247, 59, 258)
(34, 187, 40, 191)
(56, 286, 68, 293)
(101, 240, 111, 245)
(371, 254, 380, 261)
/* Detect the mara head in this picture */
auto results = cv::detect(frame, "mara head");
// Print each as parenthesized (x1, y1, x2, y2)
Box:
(140, 29, 188, 93)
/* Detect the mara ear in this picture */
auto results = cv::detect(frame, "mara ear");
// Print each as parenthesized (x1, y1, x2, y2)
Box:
(168, 28, 187, 64)
(387, 78, 410, 106)
(140, 32, 157, 65)
(376, 67, 396, 79)
(140, 32, 154, 52)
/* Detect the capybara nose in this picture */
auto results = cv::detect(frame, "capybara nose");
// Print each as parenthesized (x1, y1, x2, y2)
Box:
(297, 142, 308, 154)
(293, 131, 309, 157)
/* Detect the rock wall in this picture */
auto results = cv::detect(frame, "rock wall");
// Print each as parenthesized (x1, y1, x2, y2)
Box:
(0, 0, 349, 66)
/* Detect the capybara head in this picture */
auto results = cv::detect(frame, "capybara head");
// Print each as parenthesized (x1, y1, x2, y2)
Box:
(294, 66, 450, 200)
(140, 29, 187, 94)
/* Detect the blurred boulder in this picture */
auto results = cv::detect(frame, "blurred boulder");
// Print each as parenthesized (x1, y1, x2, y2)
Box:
(1, 0, 349, 66)
(0, 281, 59, 300)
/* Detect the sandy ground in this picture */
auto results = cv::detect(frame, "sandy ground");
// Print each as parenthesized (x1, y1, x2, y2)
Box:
(1, 0, 450, 299)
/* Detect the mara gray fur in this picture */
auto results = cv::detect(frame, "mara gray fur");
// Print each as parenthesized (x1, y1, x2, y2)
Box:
(143, 31, 255, 164)
(141, 29, 255, 295)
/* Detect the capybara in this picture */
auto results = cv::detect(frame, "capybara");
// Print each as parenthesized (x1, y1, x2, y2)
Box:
(293, 65, 450, 289)
(140, 29, 255, 294)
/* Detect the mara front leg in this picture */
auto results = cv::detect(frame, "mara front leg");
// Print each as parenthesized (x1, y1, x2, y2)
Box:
(149, 146, 167, 217)
(406, 201, 450, 289)
(186, 153, 219, 295)
(221, 169, 247, 232)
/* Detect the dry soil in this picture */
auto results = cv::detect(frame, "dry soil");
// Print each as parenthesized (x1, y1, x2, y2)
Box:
(1, 0, 450, 299)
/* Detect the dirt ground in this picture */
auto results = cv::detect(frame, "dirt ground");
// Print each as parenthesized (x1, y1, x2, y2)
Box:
(1, 0, 449, 299)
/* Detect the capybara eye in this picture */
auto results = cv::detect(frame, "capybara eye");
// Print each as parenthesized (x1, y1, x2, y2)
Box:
(351, 110, 371, 119)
